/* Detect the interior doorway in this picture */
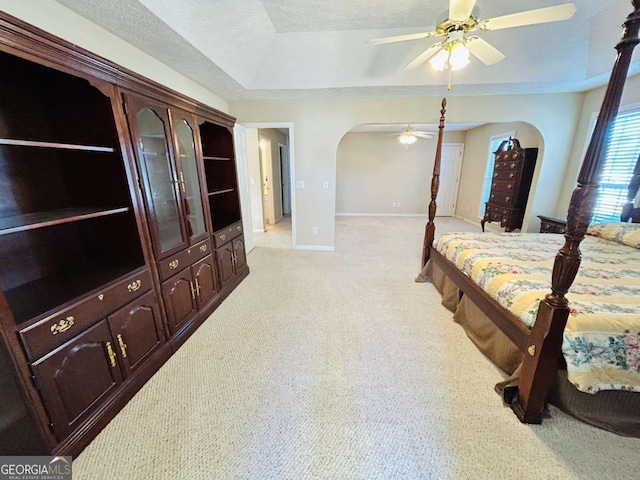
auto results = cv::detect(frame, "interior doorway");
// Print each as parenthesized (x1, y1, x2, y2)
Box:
(279, 144, 292, 216)
(240, 124, 295, 249)
(259, 136, 274, 225)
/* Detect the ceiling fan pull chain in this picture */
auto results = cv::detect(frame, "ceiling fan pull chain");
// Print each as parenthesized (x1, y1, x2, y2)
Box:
(447, 68, 453, 91)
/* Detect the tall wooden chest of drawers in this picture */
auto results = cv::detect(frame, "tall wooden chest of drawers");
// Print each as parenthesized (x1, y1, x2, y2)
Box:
(481, 138, 538, 232)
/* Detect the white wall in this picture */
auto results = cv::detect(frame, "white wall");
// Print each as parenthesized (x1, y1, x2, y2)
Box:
(230, 93, 582, 247)
(557, 73, 640, 216)
(1, 0, 228, 113)
(455, 122, 544, 229)
(336, 131, 464, 215)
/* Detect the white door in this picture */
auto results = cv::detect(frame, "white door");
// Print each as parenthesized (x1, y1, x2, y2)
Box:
(437, 144, 464, 217)
(233, 124, 254, 252)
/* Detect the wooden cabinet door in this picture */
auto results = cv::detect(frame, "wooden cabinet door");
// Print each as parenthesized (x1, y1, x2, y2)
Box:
(192, 255, 217, 307)
(125, 94, 188, 259)
(31, 320, 123, 441)
(233, 237, 247, 271)
(215, 243, 235, 288)
(107, 292, 164, 376)
(161, 268, 197, 335)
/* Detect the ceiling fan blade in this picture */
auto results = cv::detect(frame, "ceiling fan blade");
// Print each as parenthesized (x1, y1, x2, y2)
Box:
(466, 37, 506, 65)
(480, 3, 576, 31)
(449, 0, 476, 22)
(404, 43, 443, 70)
(414, 132, 436, 138)
(368, 31, 439, 45)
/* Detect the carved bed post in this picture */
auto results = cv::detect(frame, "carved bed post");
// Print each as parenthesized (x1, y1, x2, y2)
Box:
(421, 98, 447, 267)
(621, 153, 640, 221)
(512, 0, 640, 423)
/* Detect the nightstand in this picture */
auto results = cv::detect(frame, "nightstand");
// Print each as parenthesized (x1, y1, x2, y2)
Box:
(538, 215, 567, 234)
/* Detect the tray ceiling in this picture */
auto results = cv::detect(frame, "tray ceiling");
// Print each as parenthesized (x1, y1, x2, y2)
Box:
(55, 0, 639, 100)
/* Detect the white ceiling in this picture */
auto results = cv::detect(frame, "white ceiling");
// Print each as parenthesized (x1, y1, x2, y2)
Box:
(55, 0, 640, 100)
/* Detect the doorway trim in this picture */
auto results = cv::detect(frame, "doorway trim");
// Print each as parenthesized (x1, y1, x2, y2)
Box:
(241, 122, 296, 249)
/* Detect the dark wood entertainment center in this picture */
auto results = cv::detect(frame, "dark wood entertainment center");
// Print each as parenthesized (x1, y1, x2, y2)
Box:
(0, 12, 248, 456)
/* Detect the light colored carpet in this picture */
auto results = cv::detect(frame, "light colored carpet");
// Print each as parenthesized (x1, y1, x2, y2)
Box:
(75, 216, 640, 479)
(253, 216, 292, 249)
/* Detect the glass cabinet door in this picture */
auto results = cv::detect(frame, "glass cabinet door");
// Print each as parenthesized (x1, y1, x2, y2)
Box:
(130, 104, 186, 256)
(173, 117, 207, 240)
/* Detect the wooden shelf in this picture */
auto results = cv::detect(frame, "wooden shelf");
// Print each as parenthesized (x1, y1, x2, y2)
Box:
(203, 155, 233, 161)
(0, 207, 130, 236)
(5, 265, 142, 326)
(208, 188, 235, 196)
(0, 138, 115, 153)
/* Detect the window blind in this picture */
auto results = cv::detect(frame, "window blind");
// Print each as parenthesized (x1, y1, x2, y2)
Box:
(592, 108, 640, 224)
(479, 132, 514, 217)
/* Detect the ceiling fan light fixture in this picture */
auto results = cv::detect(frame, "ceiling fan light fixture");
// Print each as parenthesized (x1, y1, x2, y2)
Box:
(398, 132, 417, 145)
(428, 48, 450, 71)
(449, 42, 470, 71)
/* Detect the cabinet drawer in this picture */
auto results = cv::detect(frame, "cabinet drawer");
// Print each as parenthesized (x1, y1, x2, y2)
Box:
(489, 192, 516, 206)
(493, 159, 521, 171)
(20, 269, 152, 361)
(490, 180, 517, 194)
(492, 169, 520, 181)
(157, 238, 212, 280)
(213, 221, 243, 248)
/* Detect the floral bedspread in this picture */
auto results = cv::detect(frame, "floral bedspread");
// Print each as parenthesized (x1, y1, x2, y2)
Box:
(434, 231, 640, 394)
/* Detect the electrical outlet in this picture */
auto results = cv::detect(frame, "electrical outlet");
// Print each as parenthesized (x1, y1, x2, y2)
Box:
(296, 180, 304, 188)
(250, 178, 255, 185)
(322, 180, 329, 189)
(312, 227, 318, 235)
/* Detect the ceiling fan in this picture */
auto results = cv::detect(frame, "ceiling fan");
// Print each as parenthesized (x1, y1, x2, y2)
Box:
(369, 1, 577, 76)
(383, 126, 436, 147)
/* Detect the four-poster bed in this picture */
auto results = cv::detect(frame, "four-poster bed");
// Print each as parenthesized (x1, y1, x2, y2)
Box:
(418, 1, 640, 435)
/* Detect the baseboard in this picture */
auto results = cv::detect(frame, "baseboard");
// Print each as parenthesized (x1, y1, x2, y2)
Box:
(295, 245, 335, 252)
(335, 213, 428, 217)
(253, 228, 266, 233)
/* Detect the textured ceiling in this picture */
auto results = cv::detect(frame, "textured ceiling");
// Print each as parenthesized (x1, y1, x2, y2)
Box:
(55, 0, 639, 100)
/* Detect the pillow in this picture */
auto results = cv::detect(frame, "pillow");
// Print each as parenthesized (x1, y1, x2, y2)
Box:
(587, 222, 640, 248)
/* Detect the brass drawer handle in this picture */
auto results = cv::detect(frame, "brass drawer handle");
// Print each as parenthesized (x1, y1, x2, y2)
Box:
(510, 163, 516, 168)
(505, 196, 511, 202)
(190, 281, 196, 301)
(117, 334, 128, 358)
(106, 341, 117, 367)
(127, 280, 142, 292)
(493, 173, 498, 178)
(169, 259, 179, 270)
(200, 244, 207, 253)
(220, 234, 226, 241)
(492, 183, 496, 188)
(236, 226, 242, 232)
(51, 316, 75, 335)
(509, 173, 514, 178)
(507, 185, 513, 190)
(491, 194, 495, 199)
(195, 279, 201, 297)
